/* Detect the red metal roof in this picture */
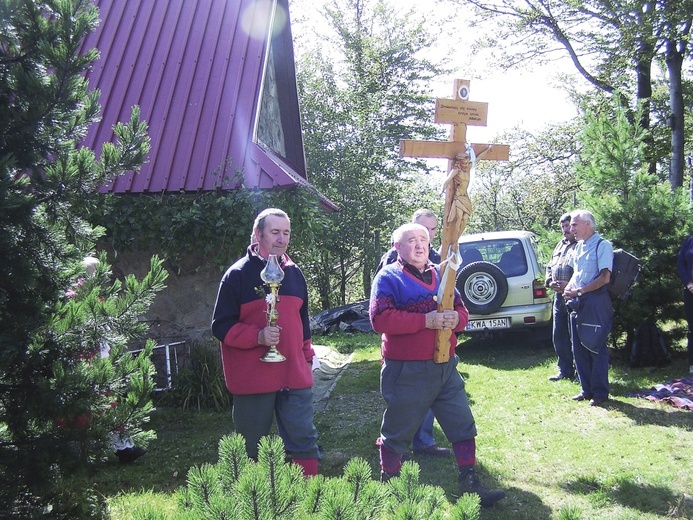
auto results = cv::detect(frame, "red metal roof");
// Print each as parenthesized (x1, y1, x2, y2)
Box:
(81, 0, 335, 208)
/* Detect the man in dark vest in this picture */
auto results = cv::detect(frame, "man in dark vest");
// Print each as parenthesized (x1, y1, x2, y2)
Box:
(545, 213, 578, 381)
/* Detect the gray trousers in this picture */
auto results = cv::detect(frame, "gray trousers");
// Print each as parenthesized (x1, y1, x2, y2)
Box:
(232, 388, 320, 460)
(379, 355, 477, 454)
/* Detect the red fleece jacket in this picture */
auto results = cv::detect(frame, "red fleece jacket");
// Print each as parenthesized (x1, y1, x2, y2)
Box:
(211, 248, 314, 395)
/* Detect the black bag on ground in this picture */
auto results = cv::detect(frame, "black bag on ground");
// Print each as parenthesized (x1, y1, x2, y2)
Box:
(630, 323, 671, 368)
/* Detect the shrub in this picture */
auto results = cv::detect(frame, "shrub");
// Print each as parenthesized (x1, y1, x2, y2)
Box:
(166, 343, 231, 411)
(126, 434, 482, 519)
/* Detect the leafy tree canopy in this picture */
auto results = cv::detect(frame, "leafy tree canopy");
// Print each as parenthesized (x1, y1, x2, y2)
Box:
(295, 0, 449, 307)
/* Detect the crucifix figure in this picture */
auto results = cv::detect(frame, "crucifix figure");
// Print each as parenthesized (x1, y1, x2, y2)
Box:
(399, 79, 509, 363)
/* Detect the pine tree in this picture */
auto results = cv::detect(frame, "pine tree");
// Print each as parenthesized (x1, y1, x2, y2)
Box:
(576, 102, 693, 345)
(0, 1, 160, 515)
(169, 434, 481, 519)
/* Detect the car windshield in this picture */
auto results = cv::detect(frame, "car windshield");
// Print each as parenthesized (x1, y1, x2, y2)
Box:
(460, 239, 528, 277)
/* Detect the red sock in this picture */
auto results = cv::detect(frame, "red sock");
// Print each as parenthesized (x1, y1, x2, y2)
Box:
(378, 442, 403, 475)
(452, 438, 476, 467)
(292, 457, 318, 477)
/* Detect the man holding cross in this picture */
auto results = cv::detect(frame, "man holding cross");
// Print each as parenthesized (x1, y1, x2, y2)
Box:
(369, 222, 506, 507)
(399, 79, 508, 360)
(374, 208, 451, 458)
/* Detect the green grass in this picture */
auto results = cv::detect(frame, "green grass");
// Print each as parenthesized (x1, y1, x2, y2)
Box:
(98, 331, 693, 519)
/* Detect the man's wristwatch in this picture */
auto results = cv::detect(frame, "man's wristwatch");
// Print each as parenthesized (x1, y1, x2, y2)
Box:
(577, 289, 583, 297)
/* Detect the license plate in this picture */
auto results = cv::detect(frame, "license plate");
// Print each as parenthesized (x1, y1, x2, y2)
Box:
(465, 317, 510, 331)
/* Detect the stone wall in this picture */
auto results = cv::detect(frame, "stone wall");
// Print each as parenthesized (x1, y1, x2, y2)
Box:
(107, 247, 222, 345)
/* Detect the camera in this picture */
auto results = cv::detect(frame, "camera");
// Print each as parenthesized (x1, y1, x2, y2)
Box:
(566, 297, 581, 313)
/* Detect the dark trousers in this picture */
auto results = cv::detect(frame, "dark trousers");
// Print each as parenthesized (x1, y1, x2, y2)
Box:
(413, 409, 436, 450)
(232, 388, 320, 460)
(570, 316, 610, 399)
(379, 356, 476, 454)
(683, 290, 693, 365)
(552, 293, 574, 377)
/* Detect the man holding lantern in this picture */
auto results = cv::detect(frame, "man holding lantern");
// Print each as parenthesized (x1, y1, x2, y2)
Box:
(212, 208, 320, 476)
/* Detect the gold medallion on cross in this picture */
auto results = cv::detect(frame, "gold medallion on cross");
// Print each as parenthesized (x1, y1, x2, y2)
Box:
(399, 79, 509, 363)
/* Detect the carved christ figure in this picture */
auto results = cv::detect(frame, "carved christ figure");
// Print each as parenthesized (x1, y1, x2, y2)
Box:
(441, 143, 492, 240)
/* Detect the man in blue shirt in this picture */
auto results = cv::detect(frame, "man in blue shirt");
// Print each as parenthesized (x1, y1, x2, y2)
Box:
(563, 210, 614, 407)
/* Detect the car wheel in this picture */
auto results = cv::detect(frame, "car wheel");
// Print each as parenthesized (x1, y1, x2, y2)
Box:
(456, 261, 509, 315)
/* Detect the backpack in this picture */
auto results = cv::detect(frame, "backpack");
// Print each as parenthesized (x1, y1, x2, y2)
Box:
(597, 239, 641, 301)
(629, 323, 671, 368)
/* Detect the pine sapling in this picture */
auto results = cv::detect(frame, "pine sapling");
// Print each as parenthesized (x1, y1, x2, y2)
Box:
(218, 433, 251, 492)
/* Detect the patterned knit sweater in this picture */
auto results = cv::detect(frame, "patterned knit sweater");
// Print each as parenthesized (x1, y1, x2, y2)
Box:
(369, 260, 469, 360)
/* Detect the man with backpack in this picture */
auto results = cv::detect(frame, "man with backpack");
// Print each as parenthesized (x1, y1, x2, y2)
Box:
(563, 210, 614, 407)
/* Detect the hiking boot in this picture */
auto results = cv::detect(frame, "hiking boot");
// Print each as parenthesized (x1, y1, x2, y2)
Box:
(412, 445, 452, 457)
(458, 466, 505, 507)
(116, 446, 147, 464)
(589, 396, 608, 407)
(549, 373, 574, 381)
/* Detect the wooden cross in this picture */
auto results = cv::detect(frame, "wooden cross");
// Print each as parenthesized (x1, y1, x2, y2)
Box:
(399, 79, 509, 363)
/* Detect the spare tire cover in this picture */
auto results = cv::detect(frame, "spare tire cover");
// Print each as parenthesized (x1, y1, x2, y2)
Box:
(455, 261, 509, 315)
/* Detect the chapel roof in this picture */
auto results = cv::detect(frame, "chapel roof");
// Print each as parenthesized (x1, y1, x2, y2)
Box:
(81, 0, 336, 209)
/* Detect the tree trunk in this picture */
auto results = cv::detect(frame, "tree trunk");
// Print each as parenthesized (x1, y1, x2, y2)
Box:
(635, 49, 656, 175)
(320, 251, 331, 310)
(339, 256, 347, 306)
(364, 229, 379, 298)
(665, 38, 685, 191)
